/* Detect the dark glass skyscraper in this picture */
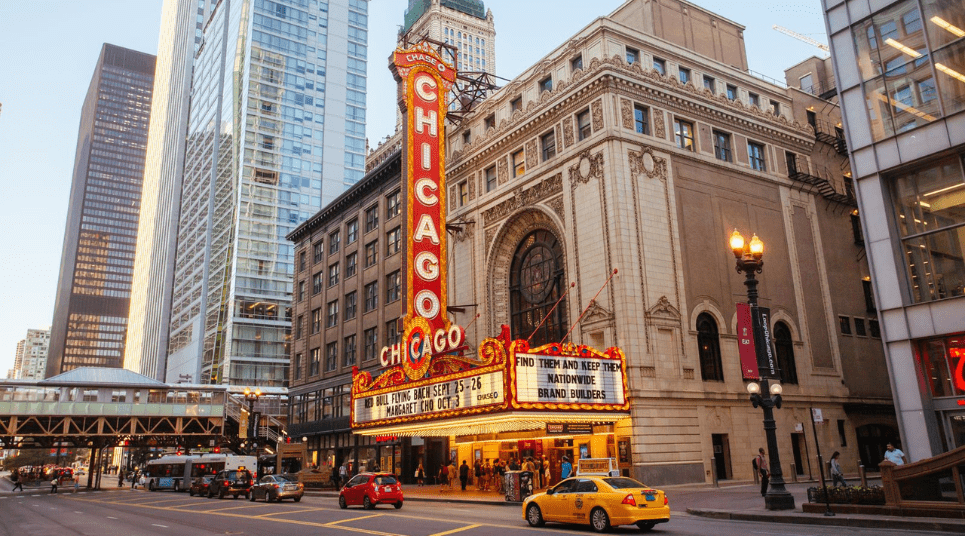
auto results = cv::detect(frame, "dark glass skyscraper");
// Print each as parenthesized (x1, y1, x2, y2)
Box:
(46, 44, 156, 377)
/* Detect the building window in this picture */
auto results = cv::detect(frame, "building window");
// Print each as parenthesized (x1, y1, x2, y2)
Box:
(512, 149, 525, 177)
(313, 241, 324, 263)
(799, 73, 814, 93)
(325, 342, 337, 372)
(713, 130, 731, 162)
(863, 279, 876, 313)
(462, 130, 471, 145)
(364, 281, 378, 312)
(346, 219, 358, 245)
(774, 322, 798, 385)
(485, 165, 497, 192)
(837, 420, 848, 447)
(854, 317, 867, 337)
(385, 319, 399, 348)
(851, 210, 865, 246)
(329, 230, 340, 254)
(653, 57, 666, 75)
(725, 84, 737, 100)
(510, 229, 568, 347)
(571, 54, 583, 72)
(770, 100, 780, 115)
(839, 315, 852, 335)
(633, 105, 649, 135)
(539, 76, 553, 93)
(678, 67, 691, 84)
(312, 272, 323, 294)
(484, 113, 495, 130)
(510, 96, 522, 113)
(345, 252, 357, 278)
(626, 47, 639, 65)
(869, 319, 881, 338)
(703, 75, 715, 91)
(299, 251, 306, 272)
(311, 308, 321, 334)
(328, 263, 339, 287)
(293, 353, 302, 381)
(363, 327, 378, 361)
(457, 181, 468, 207)
(310, 348, 320, 376)
(541, 130, 556, 161)
(364, 240, 378, 267)
(748, 92, 760, 108)
(298, 281, 305, 301)
(577, 109, 591, 141)
(748, 141, 767, 171)
(386, 190, 400, 219)
(386, 271, 401, 303)
(296, 315, 304, 339)
(344, 291, 357, 321)
(674, 119, 694, 151)
(383, 227, 400, 256)
(889, 155, 965, 303)
(327, 300, 339, 328)
(365, 204, 379, 233)
(696, 313, 724, 382)
(343, 335, 356, 367)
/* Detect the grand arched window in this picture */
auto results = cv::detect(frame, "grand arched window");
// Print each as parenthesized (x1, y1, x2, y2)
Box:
(510, 229, 567, 347)
(696, 313, 724, 381)
(774, 322, 798, 385)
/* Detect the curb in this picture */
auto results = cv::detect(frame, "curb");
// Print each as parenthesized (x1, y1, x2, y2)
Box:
(686, 508, 965, 533)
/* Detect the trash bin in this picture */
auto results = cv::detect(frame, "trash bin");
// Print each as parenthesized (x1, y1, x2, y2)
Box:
(504, 470, 534, 502)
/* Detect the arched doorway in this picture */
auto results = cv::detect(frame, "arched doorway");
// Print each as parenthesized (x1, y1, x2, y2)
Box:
(509, 229, 568, 347)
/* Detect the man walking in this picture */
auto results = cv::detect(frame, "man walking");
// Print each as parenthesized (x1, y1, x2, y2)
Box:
(11, 470, 23, 492)
(883, 443, 907, 466)
(459, 460, 469, 491)
(755, 448, 769, 497)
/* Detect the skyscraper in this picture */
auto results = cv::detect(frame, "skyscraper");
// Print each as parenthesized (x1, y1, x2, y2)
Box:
(16, 329, 50, 380)
(165, 0, 369, 387)
(46, 44, 156, 378)
(125, 0, 212, 381)
(402, 0, 495, 75)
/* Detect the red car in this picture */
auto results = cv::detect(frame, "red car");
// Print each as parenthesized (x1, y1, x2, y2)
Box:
(338, 473, 403, 510)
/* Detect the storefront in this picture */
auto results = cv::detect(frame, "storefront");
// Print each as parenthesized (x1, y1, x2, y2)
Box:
(915, 333, 965, 450)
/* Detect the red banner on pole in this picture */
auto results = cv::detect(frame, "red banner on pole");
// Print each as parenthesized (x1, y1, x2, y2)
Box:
(736, 303, 759, 380)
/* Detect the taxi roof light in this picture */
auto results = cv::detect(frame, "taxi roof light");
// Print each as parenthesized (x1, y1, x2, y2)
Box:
(621, 493, 637, 506)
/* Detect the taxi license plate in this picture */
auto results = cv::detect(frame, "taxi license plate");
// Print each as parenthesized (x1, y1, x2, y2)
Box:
(645, 493, 655, 501)
(285, 485, 296, 490)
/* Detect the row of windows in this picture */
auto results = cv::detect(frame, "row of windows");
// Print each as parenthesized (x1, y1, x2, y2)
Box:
(293, 321, 398, 380)
(297, 190, 400, 271)
(298, 270, 401, 329)
(696, 313, 798, 385)
(839, 315, 881, 338)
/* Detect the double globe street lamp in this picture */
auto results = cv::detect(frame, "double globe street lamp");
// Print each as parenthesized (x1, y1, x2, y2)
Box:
(729, 230, 795, 511)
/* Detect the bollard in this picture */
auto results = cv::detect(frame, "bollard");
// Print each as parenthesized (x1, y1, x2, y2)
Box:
(711, 459, 719, 488)
(859, 465, 867, 487)
(791, 463, 798, 483)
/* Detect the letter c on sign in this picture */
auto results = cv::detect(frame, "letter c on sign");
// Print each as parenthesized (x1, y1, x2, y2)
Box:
(415, 75, 437, 102)
(415, 178, 438, 205)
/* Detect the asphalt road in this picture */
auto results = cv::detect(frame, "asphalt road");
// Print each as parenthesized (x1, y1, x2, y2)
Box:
(0, 487, 951, 536)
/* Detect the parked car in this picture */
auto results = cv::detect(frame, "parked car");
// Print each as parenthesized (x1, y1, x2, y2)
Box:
(250, 474, 304, 502)
(338, 473, 403, 510)
(522, 476, 669, 533)
(208, 469, 253, 499)
(189, 475, 215, 497)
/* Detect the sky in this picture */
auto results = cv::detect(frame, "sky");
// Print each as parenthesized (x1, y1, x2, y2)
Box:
(0, 0, 827, 376)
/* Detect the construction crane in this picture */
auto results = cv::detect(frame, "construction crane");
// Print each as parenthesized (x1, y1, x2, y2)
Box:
(773, 25, 830, 53)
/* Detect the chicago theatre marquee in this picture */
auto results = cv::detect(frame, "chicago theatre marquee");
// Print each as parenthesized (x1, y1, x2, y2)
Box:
(349, 43, 635, 479)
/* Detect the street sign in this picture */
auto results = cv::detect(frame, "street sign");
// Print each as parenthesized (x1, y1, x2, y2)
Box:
(736, 303, 760, 379)
(812, 408, 824, 424)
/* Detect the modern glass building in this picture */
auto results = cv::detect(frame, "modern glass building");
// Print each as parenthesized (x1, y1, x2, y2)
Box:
(46, 44, 156, 378)
(823, 0, 965, 457)
(165, 0, 369, 387)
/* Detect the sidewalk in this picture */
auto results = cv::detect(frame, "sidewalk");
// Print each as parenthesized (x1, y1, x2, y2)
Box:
(308, 479, 965, 532)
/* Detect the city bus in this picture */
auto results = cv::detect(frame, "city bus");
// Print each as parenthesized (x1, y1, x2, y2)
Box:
(142, 455, 198, 492)
(184, 454, 257, 481)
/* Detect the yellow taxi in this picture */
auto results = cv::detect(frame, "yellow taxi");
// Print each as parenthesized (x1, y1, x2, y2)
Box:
(522, 476, 670, 532)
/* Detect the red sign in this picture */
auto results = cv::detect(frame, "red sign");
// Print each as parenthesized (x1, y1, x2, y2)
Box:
(393, 43, 458, 381)
(736, 303, 760, 380)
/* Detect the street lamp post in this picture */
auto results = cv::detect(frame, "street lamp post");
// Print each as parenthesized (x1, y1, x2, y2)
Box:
(730, 230, 795, 511)
(243, 387, 262, 455)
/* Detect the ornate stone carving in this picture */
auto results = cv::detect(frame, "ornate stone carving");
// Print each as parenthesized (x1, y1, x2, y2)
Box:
(563, 117, 574, 147)
(646, 295, 680, 320)
(620, 98, 634, 129)
(628, 145, 668, 182)
(683, 368, 695, 380)
(485, 226, 497, 252)
(525, 138, 538, 171)
(555, 124, 563, 154)
(468, 172, 476, 201)
(482, 173, 563, 226)
(641, 366, 656, 378)
(569, 149, 605, 187)
(653, 109, 666, 140)
(591, 99, 604, 133)
(452, 220, 475, 243)
(497, 157, 508, 186)
(581, 301, 614, 327)
(546, 195, 565, 224)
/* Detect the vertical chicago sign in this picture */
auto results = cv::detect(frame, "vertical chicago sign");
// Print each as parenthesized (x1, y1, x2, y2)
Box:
(387, 43, 462, 381)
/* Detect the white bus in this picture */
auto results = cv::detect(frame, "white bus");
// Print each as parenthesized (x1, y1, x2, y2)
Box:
(142, 455, 198, 492)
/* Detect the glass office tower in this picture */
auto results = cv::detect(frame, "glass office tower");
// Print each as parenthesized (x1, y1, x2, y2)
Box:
(46, 44, 156, 377)
(166, 0, 368, 387)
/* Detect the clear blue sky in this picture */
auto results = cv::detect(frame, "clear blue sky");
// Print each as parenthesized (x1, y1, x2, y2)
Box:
(0, 0, 827, 375)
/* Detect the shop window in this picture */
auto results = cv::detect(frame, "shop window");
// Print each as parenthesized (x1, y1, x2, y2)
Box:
(916, 336, 965, 398)
(774, 322, 798, 384)
(696, 313, 724, 382)
(510, 229, 568, 346)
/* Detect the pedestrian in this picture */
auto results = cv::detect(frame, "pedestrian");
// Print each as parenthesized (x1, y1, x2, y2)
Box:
(560, 456, 572, 480)
(447, 461, 457, 490)
(50, 474, 59, 494)
(131, 469, 138, 489)
(459, 460, 469, 491)
(437, 465, 447, 489)
(73, 471, 81, 493)
(11, 470, 23, 492)
(542, 456, 551, 487)
(755, 448, 769, 497)
(339, 463, 348, 487)
(829, 451, 847, 487)
(118, 469, 125, 488)
(415, 463, 425, 486)
(883, 443, 907, 466)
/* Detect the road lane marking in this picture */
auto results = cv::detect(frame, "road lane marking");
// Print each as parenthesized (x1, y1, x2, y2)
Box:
(152, 524, 169, 528)
(74, 511, 83, 514)
(205, 504, 272, 512)
(107, 516, 118, 519)
(324, 513, 384, 526)
(429, 524, 481, 536)
(256, 508, 319, 517)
